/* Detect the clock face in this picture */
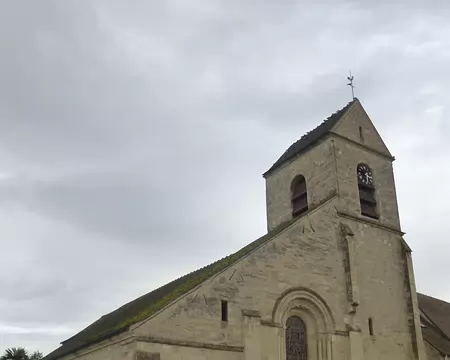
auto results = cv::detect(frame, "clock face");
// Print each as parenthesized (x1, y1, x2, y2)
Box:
(357, 164, 373, 186)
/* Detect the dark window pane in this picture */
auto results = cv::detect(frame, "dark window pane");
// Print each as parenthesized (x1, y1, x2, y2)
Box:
(291, 175, 308, 217)
(369, 317, 374, 336)
(221, 300, 228, 322)
(286, 316, 307, 360)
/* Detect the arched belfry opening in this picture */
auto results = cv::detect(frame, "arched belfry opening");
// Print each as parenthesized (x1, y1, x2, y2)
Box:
(291, 175, 308, 217)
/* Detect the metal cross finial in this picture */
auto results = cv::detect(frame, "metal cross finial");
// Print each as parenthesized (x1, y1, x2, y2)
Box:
(347, 71, 355, 100)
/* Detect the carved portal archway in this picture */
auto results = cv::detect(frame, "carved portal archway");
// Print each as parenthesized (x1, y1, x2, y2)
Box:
(272, 287, 335, 360)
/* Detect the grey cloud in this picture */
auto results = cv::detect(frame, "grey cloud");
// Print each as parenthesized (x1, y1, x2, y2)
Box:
(0, 0, 450, 354)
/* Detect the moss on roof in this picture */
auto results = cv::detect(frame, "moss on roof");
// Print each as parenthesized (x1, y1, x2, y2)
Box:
(44, 218, 297, 360)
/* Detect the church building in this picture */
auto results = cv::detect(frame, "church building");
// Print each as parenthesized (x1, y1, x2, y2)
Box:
(44, 99, 450, 360)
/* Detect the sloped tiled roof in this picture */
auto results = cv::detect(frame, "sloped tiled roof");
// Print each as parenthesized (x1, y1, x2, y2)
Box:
(421, 322, 450, 355)
(263, 99, 357, 176)
(418, 293, 450, 355)
(43, 218, 297, 360)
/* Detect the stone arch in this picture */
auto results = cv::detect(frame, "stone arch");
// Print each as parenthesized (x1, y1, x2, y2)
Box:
(272, 287, 335, 330)
(272, 287, 335, 360)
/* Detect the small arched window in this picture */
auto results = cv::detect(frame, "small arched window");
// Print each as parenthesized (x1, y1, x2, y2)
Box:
(357, 163, 378, 219)
(286, 316, 308, 360)
(291, 175, 308, 217)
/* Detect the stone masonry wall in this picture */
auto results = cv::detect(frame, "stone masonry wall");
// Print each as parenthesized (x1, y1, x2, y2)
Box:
(265, 137, 338, 231)
(332, 135, 401, 231)
(344, 217, 415, 359)
(331, 133, 416, 358)
(61, 334, 136, 360)
(331, 101, 391, 157)
(132, 202, 415, 359)
(136, 342, 243, 360)
(134, 201, 351, 360)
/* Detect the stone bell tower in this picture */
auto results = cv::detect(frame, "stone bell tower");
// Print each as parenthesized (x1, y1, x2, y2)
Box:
(262, 99, 426, 360)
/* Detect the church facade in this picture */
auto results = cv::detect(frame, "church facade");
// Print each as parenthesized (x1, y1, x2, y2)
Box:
(44, 99, 450, 360)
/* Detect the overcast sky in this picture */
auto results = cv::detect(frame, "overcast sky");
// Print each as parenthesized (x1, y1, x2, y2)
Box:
(1, 0, 450, 354)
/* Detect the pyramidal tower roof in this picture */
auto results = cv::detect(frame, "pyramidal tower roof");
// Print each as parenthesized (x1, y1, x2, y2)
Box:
(264, 98, 358, 176)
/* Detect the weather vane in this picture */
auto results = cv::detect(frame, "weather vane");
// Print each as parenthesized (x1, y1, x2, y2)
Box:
(347, 71, 355, 100)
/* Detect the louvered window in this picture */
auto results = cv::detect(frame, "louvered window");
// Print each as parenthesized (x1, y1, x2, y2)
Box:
(291, 175, 308, 217)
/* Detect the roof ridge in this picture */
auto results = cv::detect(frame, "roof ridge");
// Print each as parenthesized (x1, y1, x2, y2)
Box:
(263, 98, 357, 176)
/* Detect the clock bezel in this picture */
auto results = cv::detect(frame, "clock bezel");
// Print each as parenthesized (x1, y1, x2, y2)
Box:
(357, 163, 374, 187)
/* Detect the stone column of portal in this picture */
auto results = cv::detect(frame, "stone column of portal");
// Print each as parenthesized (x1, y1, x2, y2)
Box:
(278, 325, 285, 360)
(317, 336, 323, 360)
(242, 309, 262, 360)
(327, 334, 333, 360)
(316, 334, 333, 360)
